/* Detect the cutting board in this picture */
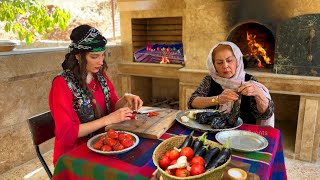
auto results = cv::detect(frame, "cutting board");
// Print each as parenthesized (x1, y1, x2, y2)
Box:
(105, 107, 179, 139)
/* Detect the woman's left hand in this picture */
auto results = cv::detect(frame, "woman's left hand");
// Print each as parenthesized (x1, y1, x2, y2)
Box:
(238, 82, 263, 97)
(124, 93, 143, 110)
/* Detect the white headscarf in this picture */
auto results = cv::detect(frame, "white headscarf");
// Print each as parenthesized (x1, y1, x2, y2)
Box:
(206, 41, 274, 127)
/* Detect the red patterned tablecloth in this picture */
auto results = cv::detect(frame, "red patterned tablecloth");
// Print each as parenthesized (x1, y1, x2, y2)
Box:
(53, 123, 287, 180)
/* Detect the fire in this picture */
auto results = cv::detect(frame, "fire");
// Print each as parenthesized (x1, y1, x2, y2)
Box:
(246, 32, 271, 68)
(160, 56, 170, 64)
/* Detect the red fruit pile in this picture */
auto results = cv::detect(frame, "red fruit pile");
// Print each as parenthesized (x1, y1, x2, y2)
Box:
(159, 147, 205, 177)
(93, 129, 134, 152)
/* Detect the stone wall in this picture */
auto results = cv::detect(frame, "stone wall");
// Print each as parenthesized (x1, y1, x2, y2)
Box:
(0, 45, 122, 174)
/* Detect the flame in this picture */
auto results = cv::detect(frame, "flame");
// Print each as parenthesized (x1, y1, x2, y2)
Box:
(160, 56, 170, 64)
(246, 32, 271, 68)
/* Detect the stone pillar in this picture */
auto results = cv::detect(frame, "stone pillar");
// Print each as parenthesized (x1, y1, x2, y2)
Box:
(295, 96, 320, 162)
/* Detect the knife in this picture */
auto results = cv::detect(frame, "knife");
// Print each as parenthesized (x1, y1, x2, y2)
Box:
(135, 107, 164, 114)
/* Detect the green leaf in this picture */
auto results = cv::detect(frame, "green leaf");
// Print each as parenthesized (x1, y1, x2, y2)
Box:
(0, 0, 70, 44)
(4, 23, 11, 32)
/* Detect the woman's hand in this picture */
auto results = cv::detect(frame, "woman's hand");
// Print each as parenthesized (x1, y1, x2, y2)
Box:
(104, 107, 133, 125)
(124, 93, 143, 110)
(238, 82, 269, 113)
(218, 89, 239, 104)
(238, 82, 263, 98)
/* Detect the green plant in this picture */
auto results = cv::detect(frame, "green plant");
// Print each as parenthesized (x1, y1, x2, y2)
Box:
(0, 0, 70, 44)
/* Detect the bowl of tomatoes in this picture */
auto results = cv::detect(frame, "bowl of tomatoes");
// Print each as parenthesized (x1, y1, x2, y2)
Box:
(152, 135, 230, 180)
(87, 129, 139, 155)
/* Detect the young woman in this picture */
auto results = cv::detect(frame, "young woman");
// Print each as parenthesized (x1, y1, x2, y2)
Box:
(49, 25, 143, 165)
(188, 41, 274, 127)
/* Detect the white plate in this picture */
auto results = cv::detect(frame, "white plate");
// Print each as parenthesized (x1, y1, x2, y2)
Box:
(175, 109, 243, 132)
(215, 130, 268, 152)
(87, 131, 139, 155)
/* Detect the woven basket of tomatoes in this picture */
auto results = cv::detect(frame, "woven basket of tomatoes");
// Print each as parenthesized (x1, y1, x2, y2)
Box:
(152, 132, 231, 180)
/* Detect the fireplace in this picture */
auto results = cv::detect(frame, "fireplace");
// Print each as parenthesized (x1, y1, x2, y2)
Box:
(227, 22, 275, 70)
(131, 17, 184, 64)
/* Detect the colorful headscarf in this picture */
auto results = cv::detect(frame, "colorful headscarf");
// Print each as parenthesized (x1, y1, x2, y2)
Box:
(68, 25, 107, 54)
(206, 41, 274, 127)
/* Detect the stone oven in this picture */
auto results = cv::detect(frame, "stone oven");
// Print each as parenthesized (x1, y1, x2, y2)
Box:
(227, 22, 275, 70)
(118, 0, 320, 162)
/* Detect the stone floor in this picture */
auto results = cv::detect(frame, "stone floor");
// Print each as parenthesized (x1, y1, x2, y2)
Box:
(0, 148, 319, 180)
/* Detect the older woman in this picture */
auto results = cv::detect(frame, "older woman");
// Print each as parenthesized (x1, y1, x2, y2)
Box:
(188, 41, 274, 127)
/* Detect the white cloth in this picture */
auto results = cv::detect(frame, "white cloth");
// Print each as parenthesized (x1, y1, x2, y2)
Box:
(206, 41, 274, 127)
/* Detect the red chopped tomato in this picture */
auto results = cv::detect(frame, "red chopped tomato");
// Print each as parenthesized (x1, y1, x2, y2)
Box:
(130, 111, 137, 119)
(147, 111, 158, 117)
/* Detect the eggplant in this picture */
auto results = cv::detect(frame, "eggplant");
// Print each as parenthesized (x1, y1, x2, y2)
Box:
(192, 132, 207, 153)
(210, 115, 228, 129)
(206, 137, 231, 170)
(194, 145, 208, 158)
(204, 147, 220, 168)
(179, 131, 194, 148)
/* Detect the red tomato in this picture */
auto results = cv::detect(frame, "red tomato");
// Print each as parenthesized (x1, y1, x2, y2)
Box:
(93, 140, 103, 150)
(104, 137, 117, 146)
(121, 138, 134, 148)
(169, 159, 177, 174)
(147, 111, 158, 117)
(164, 151, 171, 158)
(159, 155, 171, 170)
(107, 129, 119, 139)
(164, 168, 173, 175)
(170, 159, 177, 165)
(180, 147, 194, 160)
(130, 112, 137, 119)
(100, 135, 107, 141)
(190, 164, 205, 176)
(101, 145, 112, 152)
(191, 156, 205, 166)
(169, 149, 180, 161)
(112, 142, 125, 151)
(124, 134, 134, 141)
(175, 168, 189, 177)
(118, 132, 126, 141)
